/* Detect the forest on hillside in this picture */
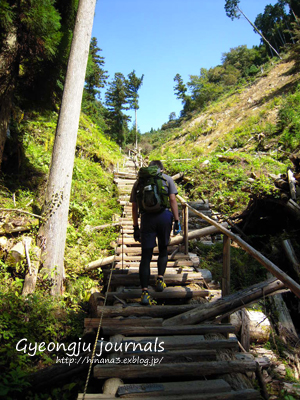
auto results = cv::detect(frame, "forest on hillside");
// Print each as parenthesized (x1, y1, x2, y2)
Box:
(1, 0, 300, 399)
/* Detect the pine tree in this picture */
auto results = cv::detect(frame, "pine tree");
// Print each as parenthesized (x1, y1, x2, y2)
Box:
(105, 73, 131, 146)
(84, 37, 108, 102)
(127, 70, 144, 148)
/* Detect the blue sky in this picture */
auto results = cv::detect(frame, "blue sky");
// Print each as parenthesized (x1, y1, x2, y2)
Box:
(92, 0, 278, 133)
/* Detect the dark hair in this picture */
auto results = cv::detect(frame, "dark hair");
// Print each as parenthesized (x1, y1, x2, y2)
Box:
(149, 160, 164, 170)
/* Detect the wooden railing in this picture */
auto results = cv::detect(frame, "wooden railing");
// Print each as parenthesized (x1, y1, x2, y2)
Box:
(176, 194, 300, 300)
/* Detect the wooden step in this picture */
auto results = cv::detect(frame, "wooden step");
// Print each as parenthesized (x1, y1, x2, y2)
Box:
(101, 323, 236, 337)
(109, 272, 211, 286)
(115, 253, 192, 262)
(114, 260, 195, 268)
(93, 304, 202, 318)
(110, 267, 196, 275)
(115, 246, 179, 255)
(93, 359, 255, 379)
(106, 287, 209, 300)
(84, 317, 164, 329)
(78, 389, 261, 399)
(116, 379, 231, 397)
(110, 349, 218, 363)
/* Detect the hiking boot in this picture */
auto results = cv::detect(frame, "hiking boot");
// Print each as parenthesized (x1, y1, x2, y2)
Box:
(155, 277, 166, 292)
(141, 290, 152, 306)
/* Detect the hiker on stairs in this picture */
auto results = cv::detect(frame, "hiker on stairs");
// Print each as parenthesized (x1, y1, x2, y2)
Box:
(130, 160, 181, 305)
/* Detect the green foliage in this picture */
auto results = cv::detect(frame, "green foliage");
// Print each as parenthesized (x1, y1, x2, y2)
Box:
(0, 267, 86, 397)
(174, 45, 269, 117)
(276, 84, 300, 152)
(190, 242, 266, 291)
(84, 37, 108, 101)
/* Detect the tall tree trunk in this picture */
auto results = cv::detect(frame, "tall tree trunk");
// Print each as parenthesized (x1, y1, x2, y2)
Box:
(237, 6, 282, 59)
(0, 32, 18, 171)
(135, 108, 137, 149)
(0, 91, 12, 170)
(38, 0, 96, 295)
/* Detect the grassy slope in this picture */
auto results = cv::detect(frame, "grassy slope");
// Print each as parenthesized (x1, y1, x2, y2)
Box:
(0, 110, 124, 397)
(149, 57, 300, 216)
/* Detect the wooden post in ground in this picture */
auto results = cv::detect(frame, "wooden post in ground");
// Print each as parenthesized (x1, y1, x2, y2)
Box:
(176, 194, 300, 299)
(222, 235, 231, 297)
(183, 204, 189, 255)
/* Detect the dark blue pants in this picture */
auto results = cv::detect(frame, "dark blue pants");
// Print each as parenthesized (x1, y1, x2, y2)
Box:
(139, 209, 173, 288)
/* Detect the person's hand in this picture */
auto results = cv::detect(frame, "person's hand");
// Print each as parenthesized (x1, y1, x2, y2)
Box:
(133, 225, 141, 242)
(173, 220, 181, 235)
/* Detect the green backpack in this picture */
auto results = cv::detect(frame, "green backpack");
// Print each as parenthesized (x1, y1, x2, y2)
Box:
(136, 166, 169, 213)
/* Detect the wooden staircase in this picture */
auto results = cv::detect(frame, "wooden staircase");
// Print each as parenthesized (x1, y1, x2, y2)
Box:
(78, 157, 262, 400)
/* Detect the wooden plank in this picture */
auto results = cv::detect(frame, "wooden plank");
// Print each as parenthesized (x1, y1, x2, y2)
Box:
(163, 277, 285, 326)
(94, 304, 201, 318)
(110, 267, 196, 275)
(93, 360, 256, 379)
(101, 323, 236, 336)
(78, 389, 261, 400)
(115, 246, 179, 255)
(117, 379, 231, 397)
(106, 287, 209, 300)
(115, 335, 238, 351)
(115, 253, 191, 262)
(111, 349, 217, 363)
(109, 272, 211, 286)
(114, 260, 195, 268)
(84, 317, 163, 329)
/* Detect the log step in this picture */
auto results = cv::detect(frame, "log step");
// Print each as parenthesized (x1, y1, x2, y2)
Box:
(114, 260, 195, 268)
(115, 253, 192, 262)
(93, 304, 202, 318)
(109, 334, 239, 351)
(116, 379, 231, 397)
(93, 360, 255, 379)
(78, 389, 260, 399)
(106, 287, 209, 300)
(101, 323, 236, 336)
(108, 272, 211, 286)
(84, 317, 164, 329)
(111, 349, 217, 363)
(115, 246, 179, 254)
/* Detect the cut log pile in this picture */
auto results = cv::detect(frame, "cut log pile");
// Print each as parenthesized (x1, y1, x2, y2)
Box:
(78, 157, 263, 400)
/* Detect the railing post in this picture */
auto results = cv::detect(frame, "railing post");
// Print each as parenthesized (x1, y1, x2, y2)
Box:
(222, 234, 231, 297)
(183, 204, 189, 255)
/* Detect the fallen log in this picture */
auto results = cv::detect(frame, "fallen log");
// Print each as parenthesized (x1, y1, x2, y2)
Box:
(85, 255, 115, 271)
(172, 172, 184, 181)
(177, 194, 300, 299)
(87, 222, 120, 231)
(163, 277, 286, 326)
(288, 169, 297, 200)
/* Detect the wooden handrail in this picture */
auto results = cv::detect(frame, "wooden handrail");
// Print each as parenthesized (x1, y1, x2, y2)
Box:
(176, 194, 300, 299)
